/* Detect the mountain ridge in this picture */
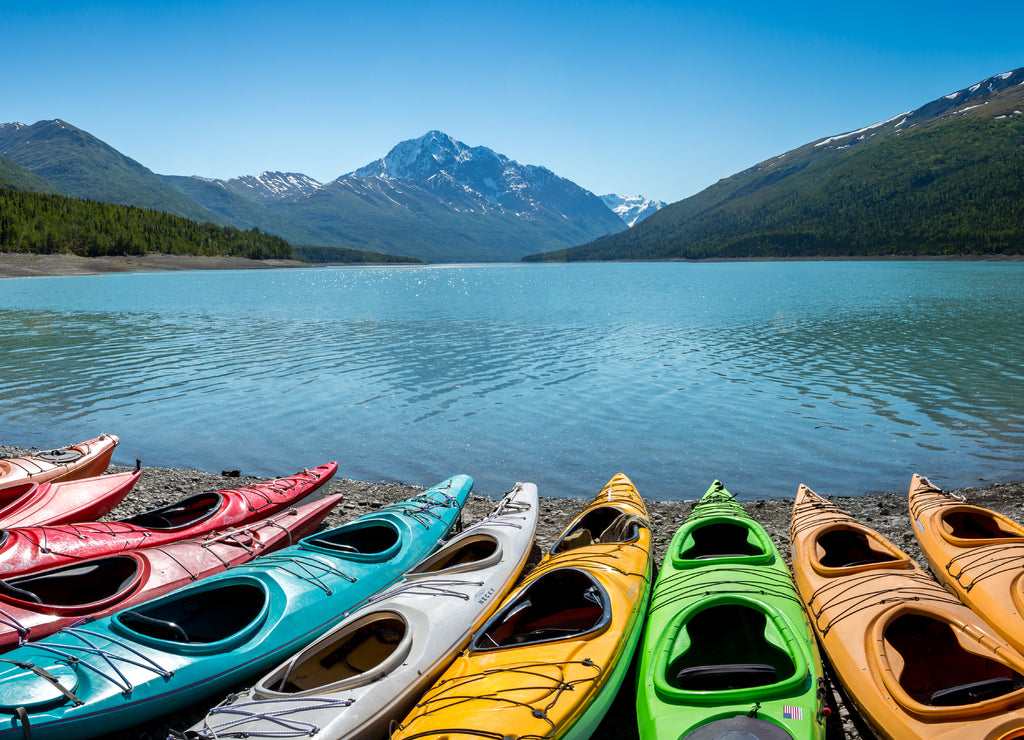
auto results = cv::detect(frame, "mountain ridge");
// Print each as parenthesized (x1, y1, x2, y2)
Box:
(526, 68, 1024, 261)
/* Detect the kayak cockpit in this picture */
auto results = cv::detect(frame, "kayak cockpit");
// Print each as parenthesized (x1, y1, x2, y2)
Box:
(665, 603, 796, 692)
(119, 492, 223, 530)
(940, 507, 1024, 543)
(0, 556, 140, 609)
(473, 568, 609, 650)
(260, 611, 410, 695)
(812, 524, 909, 572)
(880, 612, 1024, 709)
(552, 507, 646, 553)
(673, 519, 772, 565)
(115, 580, 267, 649)
(408, 534, 500, 576)
(305, 521, 401, 559)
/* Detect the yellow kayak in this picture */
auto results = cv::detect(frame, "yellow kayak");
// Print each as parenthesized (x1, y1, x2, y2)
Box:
(911, 473, 1024, 656)
(792, 483, 1024, 740)
(390, 473, 653, 740)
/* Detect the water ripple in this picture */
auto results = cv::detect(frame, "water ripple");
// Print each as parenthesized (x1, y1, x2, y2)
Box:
(1, 262, 1022, 499)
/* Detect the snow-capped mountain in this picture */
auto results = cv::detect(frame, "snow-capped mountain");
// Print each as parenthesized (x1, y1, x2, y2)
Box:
(352, 131, 623, 230)
(600, 194, 666, 227)
(223, 171, 324, 203)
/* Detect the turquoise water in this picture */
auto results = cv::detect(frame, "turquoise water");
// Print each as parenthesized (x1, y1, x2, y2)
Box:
(1, 261, 1021, 500)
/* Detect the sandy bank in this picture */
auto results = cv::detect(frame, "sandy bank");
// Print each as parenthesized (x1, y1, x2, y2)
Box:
(0, 252, 311, 278)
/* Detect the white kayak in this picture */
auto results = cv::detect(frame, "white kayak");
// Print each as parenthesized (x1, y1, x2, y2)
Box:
(177, 482, 540, 740)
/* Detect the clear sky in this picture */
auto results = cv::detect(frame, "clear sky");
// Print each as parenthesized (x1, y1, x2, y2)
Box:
(6, 0, 1022, 203)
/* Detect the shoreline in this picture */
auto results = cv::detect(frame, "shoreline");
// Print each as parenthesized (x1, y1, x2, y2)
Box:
(4, 443, 1024, 738)
(1, 251, 1023, 279)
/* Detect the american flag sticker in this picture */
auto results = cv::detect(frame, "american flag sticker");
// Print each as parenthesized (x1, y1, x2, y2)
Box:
(783, 705, 803, 720)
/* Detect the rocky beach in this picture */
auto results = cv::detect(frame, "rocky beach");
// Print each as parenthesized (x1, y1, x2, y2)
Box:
(3, 442, 1023, 739)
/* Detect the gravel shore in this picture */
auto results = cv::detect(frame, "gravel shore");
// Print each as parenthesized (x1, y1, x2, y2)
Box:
(2, 444, 1023, 739)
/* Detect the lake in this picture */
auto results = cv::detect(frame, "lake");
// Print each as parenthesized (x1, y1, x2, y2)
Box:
(0, 261, 1021, 501)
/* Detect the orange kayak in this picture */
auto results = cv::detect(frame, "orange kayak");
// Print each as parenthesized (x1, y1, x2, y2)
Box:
(391, 473, 653, 740)
(0, 434, 119, 496)
(791, 483, 1024, 740)
(911, 473, 1024, 656)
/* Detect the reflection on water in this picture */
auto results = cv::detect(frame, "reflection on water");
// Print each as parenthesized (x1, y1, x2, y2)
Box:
(0, 261, 1021, 500)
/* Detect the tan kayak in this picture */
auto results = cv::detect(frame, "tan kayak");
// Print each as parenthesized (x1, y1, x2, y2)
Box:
(911, 473, 1024, 656)
(791, 483, 1024, 740)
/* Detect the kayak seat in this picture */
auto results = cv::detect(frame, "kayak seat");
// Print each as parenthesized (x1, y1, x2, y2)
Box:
(278, 615, 407, 691)
(884, 613, 1024, 705)
(942, 510, 1019, 540)
(817, 528, 898, 568)
(309, 523, 400, 555)
(554, 506, 645, 553)
(667, 604, 794, 690)
(476, 570, 609, 649)
(120, 582, 266, 644)
(931, 677, 1016, 706)
(674, 663, 777, 691)
(119, 493, 223, 529)
(4, 556, 139, 606)
(0, 579, 41, 604)
(413, 536, 499, 574)
(679, 522, 763, 560)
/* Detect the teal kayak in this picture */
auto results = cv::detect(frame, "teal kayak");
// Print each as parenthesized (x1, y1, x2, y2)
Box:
(0, 475, 471, 740)
(636, 481, 827, 740)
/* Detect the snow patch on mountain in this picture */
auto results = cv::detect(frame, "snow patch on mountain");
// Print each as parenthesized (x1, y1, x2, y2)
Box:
(227, 171, 323, 202)
(600, 194, 666, 227)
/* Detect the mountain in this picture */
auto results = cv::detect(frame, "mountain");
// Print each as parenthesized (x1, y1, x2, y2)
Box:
(0, 153, 60, 194)
(527, 69, 1024, 261)
(162, 131, 628, 262)
(600, 194, 665, 227)
(0, 120, 221, 223)
(0, 121, 635, 262)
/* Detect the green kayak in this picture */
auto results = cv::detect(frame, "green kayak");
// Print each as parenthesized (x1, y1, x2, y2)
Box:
(636, 481, 827, 740)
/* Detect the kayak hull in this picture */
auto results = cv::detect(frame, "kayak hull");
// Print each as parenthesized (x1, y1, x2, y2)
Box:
(0, 470, 140, 528)
(791, 483, 1024, 740)
(182, 482, 539, 740)
(0, 462, 337, 576)
(391, 473, 653, 740)
(0, 435, 119, 496)
(0, 475, 471, 739)
(0, 493, 343, 651)
(637, 481, 826, 740)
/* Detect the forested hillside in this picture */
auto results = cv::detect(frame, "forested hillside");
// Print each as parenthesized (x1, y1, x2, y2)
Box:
(526, 70, 1024, 261)
(0, 189, 292, 259)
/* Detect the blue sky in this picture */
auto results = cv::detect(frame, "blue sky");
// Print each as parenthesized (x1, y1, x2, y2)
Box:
(6, 1, 1022, 203)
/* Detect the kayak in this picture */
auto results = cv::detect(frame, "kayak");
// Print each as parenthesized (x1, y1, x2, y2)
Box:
(180, 481, 539, 740)
(791, 483, 1024, 740)
(0, 469, 140, 528)
(0, 462, 337, 577)
(0, 435, 119, 496)
(911, 473, 1024, 656)
(0, 474, 470, 739)
(0, 492, 343, 652)
(391, 473, 653, 740)
(637, 480, 827, 740)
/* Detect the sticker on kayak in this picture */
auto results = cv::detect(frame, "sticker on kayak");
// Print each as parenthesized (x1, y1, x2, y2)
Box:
(916, 518, 924, 532)
(473, 586, 496, 605)
(783, 705, 803, 720)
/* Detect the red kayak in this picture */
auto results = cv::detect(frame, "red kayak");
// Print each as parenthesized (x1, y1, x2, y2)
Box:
(0, 469, 141, 528)
(0, 434, 119, 496)
(0, 461, 337, 577)
(0, 492, 344, 651)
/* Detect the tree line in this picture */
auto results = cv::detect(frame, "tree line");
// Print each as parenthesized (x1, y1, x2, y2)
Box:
(0, 188, 293, 260)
